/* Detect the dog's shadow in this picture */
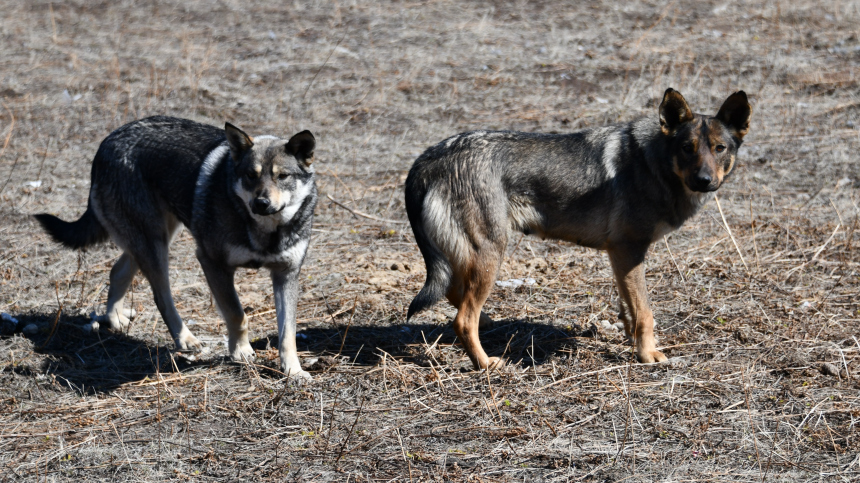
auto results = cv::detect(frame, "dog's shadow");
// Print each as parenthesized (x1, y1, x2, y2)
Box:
(2, 312, 212, 394)
(3, 312, 614, 394)
(258, 317, 606, 372)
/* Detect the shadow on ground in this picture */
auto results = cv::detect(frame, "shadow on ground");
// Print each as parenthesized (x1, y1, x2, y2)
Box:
(257, 317, 599, 371)
(3, 312, 608, 394)
(0, 312, 209, 394)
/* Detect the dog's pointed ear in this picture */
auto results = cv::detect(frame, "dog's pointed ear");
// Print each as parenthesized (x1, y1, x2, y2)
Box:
(659, 88, 694, 135)
(225, 122, 254, 162)
(285, 130, 315, 166)
(716, 91, 752, 139)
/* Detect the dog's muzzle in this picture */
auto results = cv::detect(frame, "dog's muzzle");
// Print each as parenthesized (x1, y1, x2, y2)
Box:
(251, 198, 283, 216)
(688, 172, 720, 192)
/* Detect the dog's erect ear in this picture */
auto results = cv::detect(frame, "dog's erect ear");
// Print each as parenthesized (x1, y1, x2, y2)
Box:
(716, 91, 751, 139)
(285, 130, 315, 166)
(659, 88, 694, 135)
(225, 122, 254, 162)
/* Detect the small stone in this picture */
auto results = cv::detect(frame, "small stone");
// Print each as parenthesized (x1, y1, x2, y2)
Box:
(0, 313, 18, 335)
(820, 363, 841, 378)
(22, 324, 39, 336)
(599, 319, 617, 331)
(1, 312, 18, 324)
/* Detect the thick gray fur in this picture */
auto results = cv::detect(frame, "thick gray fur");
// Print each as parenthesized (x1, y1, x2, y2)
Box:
(35, 116, 318, 379)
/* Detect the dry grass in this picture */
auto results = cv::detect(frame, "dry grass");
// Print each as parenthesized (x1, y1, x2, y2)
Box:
(1, 0, 859, 481)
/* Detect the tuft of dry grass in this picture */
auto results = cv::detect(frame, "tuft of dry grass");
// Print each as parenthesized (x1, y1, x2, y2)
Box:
(1, 0, 859, 481)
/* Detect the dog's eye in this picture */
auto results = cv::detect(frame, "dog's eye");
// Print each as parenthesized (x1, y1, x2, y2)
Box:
(715, 144, 726, 153)
(682, 143, 695, 153)
(278, 173, 290, 181)
(246, 171, 258, 179)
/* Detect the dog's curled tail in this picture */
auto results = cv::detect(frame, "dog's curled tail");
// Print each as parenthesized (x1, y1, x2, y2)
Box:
(34, 206, 109, 250)
(405, 173, 452, 321)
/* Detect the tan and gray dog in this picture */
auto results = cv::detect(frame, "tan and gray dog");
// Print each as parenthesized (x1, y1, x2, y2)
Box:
(405, 89, 751, 370)
(36, 116, 318, 379)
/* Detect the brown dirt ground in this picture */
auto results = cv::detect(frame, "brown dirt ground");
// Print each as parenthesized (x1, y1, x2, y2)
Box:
(1, 1, 859, 481)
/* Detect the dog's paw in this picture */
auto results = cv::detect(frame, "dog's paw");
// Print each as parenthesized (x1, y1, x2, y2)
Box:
(92, 311, 131, 331)
(176, 330, 204, 353)
(230, 344, 256, 363)
(282, 364, 312, 381)
(636, 349, 668, 364)
(482, 357, 505, 371)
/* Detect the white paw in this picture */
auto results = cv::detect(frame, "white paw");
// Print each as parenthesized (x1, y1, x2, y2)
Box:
(229, 343, 256, 362)
(281, 361, 312, 381)
(175, 329, 203, 352)
(91, 311, 130, 331)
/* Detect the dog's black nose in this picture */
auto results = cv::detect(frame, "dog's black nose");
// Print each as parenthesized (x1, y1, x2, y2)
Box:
(252, 198, 271, 214)
(692, 174, 714, 192)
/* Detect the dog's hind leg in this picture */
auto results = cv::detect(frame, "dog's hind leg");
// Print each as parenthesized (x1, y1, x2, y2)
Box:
(137, 249, 202, 352)
(197, 252, 253, 363)
(133, 218, 202, 352)
(447, 279, 494, 329)
(100, 253, 139, 331)
(607, 243, 667, 363)
(446, 277, 493, 325)
(450, 252, 505, 371)
(616, 299, 633, 342)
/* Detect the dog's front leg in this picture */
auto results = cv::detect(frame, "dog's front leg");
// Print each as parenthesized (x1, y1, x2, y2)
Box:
(271, 268, 311, 380)
(607, 244, 668, 363)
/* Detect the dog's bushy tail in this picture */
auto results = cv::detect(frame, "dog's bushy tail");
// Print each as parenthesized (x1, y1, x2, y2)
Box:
(34, 205, 109, 250)
(405, 172, 451, 321)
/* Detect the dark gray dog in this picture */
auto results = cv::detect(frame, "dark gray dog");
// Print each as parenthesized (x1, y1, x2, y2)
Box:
(36, 116, 317, 379)
(405, 89, 751, 370)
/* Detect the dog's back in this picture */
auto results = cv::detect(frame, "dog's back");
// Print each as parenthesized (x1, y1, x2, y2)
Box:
(37, 117, 226, 249)
(92, 116, 226, 227)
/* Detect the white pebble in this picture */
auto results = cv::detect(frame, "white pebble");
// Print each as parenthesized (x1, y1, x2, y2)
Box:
(599, 319, 617, 331)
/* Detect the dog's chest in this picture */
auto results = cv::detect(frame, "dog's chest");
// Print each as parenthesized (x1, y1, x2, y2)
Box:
(226, 238, 309, 269)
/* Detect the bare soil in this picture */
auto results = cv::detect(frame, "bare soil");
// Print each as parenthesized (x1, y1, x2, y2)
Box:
(1, 1, 859, 481)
